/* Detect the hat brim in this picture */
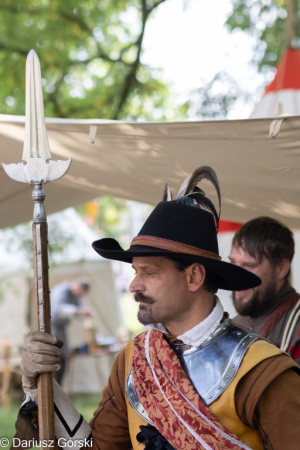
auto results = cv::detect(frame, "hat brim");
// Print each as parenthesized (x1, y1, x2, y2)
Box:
(92, 238, 261, 291)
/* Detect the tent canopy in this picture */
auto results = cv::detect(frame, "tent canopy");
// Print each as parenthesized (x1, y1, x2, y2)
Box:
(0, 114, 300, 230)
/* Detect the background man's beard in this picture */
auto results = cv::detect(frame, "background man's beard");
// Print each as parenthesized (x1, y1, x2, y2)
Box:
(232, 282, 277, 318)
(134, 292, 155, 325)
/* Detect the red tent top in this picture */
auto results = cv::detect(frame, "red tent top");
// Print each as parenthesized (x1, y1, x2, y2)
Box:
(265, 47, 300, 93)
(219, 220, 242, 233)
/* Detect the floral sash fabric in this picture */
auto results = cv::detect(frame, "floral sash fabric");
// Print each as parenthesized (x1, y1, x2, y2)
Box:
(132, 329, 252, 450)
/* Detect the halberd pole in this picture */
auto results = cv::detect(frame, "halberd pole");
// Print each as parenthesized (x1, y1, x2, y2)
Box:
(2, 50, 71, 447)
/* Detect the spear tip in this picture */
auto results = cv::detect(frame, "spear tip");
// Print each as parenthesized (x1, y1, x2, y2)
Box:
(26, 49, 40, 69)
(23, 49, 52, 162)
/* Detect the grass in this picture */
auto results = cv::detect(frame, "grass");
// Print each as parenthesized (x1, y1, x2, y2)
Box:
(0, 396, 21, 443)
(70, 392, 102, 421)
(0, 392, 101, 445)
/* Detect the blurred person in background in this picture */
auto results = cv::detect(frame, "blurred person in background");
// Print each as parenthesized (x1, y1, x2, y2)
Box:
(51, 278, 92, 383)
(230, 216, 300, 363)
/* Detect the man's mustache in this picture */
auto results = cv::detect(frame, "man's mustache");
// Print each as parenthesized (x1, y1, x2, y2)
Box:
(134, 293, 155, 304)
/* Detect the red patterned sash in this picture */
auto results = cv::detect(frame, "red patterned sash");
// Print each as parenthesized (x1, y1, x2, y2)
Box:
(132, 329, 252, 450)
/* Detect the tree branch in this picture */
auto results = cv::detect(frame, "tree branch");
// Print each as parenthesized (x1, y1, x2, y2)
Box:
(151, 0, 167, 11)
(0, 42, 29, 56)
(112, 0, 167, 119)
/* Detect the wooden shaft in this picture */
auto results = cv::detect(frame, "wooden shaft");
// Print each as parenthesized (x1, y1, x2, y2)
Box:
(33, 219, 55, 445)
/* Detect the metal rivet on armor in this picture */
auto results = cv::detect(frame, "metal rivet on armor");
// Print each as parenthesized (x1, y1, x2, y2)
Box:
(231, 365, 235, 368)
(242, 343, 245, 346)
(209, 396, 212, 399)
(226, 375, 229, 379)
(236, 353, 239, 357)
(236, 331, 241, 335)
(218, 386, 222, 389)
(40, 326, 44, 330)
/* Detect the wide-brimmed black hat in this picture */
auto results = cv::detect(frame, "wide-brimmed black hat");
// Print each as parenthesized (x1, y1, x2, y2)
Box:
(92, 200, 261, 291)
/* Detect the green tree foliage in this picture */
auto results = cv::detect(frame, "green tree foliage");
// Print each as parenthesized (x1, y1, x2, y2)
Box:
(0, 0, 177, 121)
(225, 0, 298, 74)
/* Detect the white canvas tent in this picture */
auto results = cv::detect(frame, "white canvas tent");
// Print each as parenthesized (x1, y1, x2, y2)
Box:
(0, 113, 300, 230)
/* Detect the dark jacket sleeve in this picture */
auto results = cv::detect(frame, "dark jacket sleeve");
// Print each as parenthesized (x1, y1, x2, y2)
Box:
(235, 354, 300, 450)
(10, 402, 39, 450)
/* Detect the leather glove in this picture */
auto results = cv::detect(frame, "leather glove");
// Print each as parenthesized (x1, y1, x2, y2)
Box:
(21, 331, 63, 399)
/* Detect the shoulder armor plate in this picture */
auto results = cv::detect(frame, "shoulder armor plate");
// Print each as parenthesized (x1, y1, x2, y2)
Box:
(126, 319, 260, 423)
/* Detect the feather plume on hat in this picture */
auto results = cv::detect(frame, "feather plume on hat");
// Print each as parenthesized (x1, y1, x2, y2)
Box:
(163, 166, 221, 232)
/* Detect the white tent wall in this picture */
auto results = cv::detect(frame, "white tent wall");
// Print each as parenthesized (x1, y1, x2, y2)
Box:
(217, 233, 237, 318)
(291, 232, 300, 293)
(0, 271, 31, 372)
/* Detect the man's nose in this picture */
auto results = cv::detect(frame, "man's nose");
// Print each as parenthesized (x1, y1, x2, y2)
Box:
(129, 275, 144, 293)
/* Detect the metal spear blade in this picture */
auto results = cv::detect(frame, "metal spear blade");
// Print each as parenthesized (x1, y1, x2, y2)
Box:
(2, 50, 71, 183)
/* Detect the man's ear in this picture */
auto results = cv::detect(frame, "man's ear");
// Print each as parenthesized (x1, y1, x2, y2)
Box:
(187, 263, 206, 292)
(276, 258, 290, 280)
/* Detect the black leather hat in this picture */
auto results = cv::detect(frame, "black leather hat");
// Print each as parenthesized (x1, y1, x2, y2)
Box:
(92, 200, 261, 291)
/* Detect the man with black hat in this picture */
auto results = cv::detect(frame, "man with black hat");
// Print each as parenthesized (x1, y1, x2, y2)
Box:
(14, 168, 300, 450)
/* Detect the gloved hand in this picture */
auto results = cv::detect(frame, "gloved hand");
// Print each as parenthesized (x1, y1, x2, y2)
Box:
(21, 331, 63, 399)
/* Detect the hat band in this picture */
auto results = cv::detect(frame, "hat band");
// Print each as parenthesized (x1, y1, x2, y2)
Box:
(131, 235, 221, 261)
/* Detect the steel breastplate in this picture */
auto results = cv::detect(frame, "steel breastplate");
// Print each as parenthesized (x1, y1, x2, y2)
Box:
(126, 319, 260, 424)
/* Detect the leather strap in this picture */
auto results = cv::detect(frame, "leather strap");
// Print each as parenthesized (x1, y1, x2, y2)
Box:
(131, 235, 221, 260)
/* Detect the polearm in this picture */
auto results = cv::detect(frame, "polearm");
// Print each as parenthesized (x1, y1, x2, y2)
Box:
(2, 50, 71, 445)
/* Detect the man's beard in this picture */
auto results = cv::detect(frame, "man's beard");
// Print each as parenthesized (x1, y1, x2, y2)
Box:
(232, 279, 278, 318)
(134, 292, 155, 325)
